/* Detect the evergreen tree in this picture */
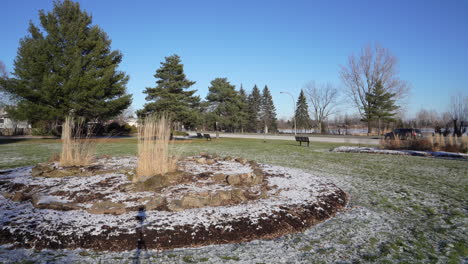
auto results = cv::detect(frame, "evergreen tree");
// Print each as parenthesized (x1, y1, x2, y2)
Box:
(260, 85, 278, 133)
(247, 85, 262, 132)
(138, 55, 200, 129)
(364, 80, 399, 135)
(205, 78, 242, 132)
(294, 89, 311, 131)
(238, 84, 249, 133)
(5, 0, 131, 131)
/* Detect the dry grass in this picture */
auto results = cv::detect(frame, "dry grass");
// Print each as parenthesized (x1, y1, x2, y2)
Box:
(59, 116, 95, 167)
(381, 134, 468, 153)
(135, 115, 177, 182)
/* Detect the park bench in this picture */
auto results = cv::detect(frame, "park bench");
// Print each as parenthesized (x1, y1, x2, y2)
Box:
(203, 134, 211, 141)
(295, 136, 310, 147)
(196, 132, 203, 138)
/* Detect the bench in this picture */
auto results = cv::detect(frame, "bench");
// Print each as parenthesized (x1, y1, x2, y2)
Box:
(295, 136, 310, 147)
(203, 134, 211, 141)
(196, 132, 203, 138)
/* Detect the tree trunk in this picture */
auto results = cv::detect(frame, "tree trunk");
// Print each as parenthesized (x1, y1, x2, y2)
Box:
(367, 121, 372, 135)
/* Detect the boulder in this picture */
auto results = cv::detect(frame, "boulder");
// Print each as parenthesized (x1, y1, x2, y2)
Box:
(196, 158, 207, 164)
(87, 201, 127, 215)
(212, 173, 227, 183)
(226, 174, 241, 185)
(145, 196, 167, 210)
(209, 190, 232, 206)
(231, 189, 247, 202)
(180, 192, 210, 209)
(205, 159, 216, 165)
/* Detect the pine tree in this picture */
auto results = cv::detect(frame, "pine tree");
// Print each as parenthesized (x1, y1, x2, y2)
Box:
(247, 85, 262, 132)
(138, 55, 200, 129)
(5, 0, 131, 131)
(364, 80, 399, 135)
(238, 84, 249, 133)
(260, 85, 278, 133)
(205, 78, 242, 132)
(294, 90, 311, 131)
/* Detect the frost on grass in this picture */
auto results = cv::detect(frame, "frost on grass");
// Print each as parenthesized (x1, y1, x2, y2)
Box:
(332, 146, 468, 159)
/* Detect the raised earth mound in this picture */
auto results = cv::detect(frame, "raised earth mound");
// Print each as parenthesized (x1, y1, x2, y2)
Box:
(0, 154, 348, 251)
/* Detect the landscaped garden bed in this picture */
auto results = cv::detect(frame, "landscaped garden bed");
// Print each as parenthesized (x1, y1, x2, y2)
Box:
(0, 154, 347, 251)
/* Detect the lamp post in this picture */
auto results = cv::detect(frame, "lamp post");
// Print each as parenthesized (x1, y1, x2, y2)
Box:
(280, 91, 296, 135)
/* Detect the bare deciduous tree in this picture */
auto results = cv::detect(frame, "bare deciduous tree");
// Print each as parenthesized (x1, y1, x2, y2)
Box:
(304, 81, 339, 134)
(449, 93, 468, 136)
(340, 44, 409, 134)
(0, 60, 11, 107)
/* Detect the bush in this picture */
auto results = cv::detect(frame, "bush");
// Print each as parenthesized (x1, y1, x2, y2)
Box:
(104, 122, 136, 136)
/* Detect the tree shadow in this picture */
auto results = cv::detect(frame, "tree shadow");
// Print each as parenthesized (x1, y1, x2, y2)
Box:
(132, 206, 153, 264)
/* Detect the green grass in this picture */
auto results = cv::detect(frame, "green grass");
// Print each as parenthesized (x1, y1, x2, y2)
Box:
(0, 137, 466, 263)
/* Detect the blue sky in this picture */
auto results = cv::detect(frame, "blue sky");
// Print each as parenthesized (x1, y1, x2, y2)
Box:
(1, 0, 467, 119)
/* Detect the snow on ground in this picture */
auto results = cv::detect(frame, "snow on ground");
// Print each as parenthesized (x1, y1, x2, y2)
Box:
(0, 158, 344, 250)
(332, 146, 468, 159)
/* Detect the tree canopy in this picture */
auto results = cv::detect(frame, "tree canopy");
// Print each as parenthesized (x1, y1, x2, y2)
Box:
(295, 89, 311, 130)
(364, 80, 399, 135)
(205, 78, 243, 132)
(138, 54, 200, 129)
(4, 0, 131, 128)
(260, 85, 277, 133)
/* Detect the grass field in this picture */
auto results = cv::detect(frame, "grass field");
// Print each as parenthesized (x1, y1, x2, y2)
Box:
(0, 137, 467, 263)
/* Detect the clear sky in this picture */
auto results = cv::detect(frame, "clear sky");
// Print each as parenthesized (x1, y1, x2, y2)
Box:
(1, 0, 467, 119)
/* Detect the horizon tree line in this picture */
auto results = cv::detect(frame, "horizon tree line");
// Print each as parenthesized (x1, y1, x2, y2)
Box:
(0, 0, 465, 136)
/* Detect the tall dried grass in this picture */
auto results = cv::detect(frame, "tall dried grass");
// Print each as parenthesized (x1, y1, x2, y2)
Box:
(59, 116, 95, 167)
(135, 114, 177, 182)
(382, 134, 468, 153)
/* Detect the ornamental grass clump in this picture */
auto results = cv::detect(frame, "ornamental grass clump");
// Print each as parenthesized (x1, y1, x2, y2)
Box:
(136, 115, 177, 182)
(59, 116, 95, 167)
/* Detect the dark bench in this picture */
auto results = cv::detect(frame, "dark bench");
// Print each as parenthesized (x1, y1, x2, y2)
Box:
(203, 133, 211, 141)
(295, 136, 310, 147)
(196, 132, 203, 138)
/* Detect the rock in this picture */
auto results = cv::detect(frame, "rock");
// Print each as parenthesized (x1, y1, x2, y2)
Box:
(196, 158, 207, 164)
(87, 201, 127, 215)
(180, 192, 210, 209)
(226, 174, 241, 185)
(167, 199, 184, 212)
(253, 168, 263, 177)
(212, 173, 227, 183)
(205, 159, 216, 165)
(235, 158, 248, 165)
(1, 192, 13, 199)
(231, 189, 247, 202)
(145, 196, 167, 210)
(11, 192, 29, 202)
(248, 160, 259, 167)
(210, 190, 232, 206)
(223, 156, 233, 161)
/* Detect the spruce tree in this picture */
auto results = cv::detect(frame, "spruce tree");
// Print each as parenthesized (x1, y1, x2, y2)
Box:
(247, 85, 262, 132)
(138, 55, 200, 129)
(294, 90, 311, 131)
(205, 78, 242, 132)
(364, 80, 399, 135)
(260, 85, 278, 133)
(238, 84, 249, 133)
(5, 0, 131, 131)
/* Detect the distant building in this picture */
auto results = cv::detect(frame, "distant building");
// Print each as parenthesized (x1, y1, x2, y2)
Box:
(0, 108, 31, 135)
